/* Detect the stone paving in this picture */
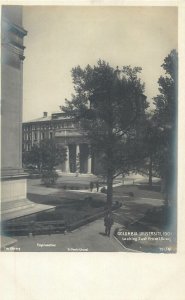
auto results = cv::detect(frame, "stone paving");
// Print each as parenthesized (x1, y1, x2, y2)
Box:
(9, 219, 127, 252)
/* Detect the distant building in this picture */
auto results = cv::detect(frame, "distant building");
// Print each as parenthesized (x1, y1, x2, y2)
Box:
(22, 111, 93, 174)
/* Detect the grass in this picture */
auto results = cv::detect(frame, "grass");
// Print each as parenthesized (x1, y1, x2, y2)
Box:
(113, 184, 162, 200)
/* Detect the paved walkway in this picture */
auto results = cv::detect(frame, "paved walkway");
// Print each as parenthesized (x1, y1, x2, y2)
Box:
(7, 219, 128, 252)
(27, 179, 61, 195)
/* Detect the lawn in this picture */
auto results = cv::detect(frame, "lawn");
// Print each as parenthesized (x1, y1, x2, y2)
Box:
(113, 183, 162, 200)
(2, 193, 120, 236)
(113, 184, 176, 253)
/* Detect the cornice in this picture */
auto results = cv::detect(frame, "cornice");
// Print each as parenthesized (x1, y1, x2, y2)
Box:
(2, 16, 27, 38)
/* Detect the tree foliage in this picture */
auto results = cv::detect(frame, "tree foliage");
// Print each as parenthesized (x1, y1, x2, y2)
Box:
(154, 49, 178, 126)
(62, 60, 148, 208)
(138, 113, 161, 186)
(23, 139, 66, 172)
(153, 49, 178, 204)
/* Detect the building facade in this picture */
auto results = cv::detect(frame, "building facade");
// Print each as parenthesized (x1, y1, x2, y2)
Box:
(22, 111, 93, 174)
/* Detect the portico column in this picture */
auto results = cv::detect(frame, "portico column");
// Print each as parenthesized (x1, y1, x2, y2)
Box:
(87, 145, 92, 174)
(76, 144, 80, 173)
(65, 145, 70, 173)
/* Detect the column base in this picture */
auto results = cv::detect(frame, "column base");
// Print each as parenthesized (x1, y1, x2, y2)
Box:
(1, 176, 27, 202)
(1, 175, 55, 221)
(1, 198, 55, 221)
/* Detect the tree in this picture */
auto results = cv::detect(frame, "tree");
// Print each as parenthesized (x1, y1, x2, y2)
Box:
(23, 139, 66, 185)
(23, 144, 42, 171)
(153, 49, 178, 206)
(62, 60, 148, 209)
(139, 113, 162, 187)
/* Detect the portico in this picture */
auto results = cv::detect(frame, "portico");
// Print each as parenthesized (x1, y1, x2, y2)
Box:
(63, 143, 92, 174)
(55, 129, 93, 175)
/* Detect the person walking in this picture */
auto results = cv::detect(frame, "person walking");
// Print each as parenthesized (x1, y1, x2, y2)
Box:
(96, 181, 99, 192)
(104, 211, 114, 237)
(90, 181, 94, 192)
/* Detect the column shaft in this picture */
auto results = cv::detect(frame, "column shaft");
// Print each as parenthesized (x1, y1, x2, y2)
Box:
(65, 145, 70, 173)
(76, 144, 80, 173)
(87, 145, 92, 174)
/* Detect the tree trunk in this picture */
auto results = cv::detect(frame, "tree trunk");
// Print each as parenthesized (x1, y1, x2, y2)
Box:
(161, 176, 169, 206)
(148, 156, 153, 188)
(106, 169, 113, 211)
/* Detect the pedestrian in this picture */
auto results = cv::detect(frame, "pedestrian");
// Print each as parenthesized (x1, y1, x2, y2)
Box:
(104, 211, 114, 237)
(90, 181, 94, 192)
(96, 181, 99, 192)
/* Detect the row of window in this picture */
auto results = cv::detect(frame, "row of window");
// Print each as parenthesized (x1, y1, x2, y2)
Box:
(23, 131, 53, 141)
(23, 122, 74, 131)
(23, 144, 32, 151)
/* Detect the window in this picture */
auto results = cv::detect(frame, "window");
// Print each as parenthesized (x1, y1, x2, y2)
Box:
(41, 132, 45, 140)
(27, 144, 31, 151)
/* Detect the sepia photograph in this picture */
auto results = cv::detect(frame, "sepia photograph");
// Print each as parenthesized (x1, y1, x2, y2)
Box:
(1, 5, 178, 253)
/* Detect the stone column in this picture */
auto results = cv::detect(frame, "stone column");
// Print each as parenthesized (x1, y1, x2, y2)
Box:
(1, 7, 28, 206)
(65, 145, 70, 173)
(32, 129, 34, 147)
(76, 144, 80, 173)
(87, 146, 92, 174)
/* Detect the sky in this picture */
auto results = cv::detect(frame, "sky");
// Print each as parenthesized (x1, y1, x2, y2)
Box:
(23, 6, 178, 122)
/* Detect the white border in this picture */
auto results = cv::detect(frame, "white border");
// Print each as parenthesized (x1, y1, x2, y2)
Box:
(0, 1, 185, 300)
